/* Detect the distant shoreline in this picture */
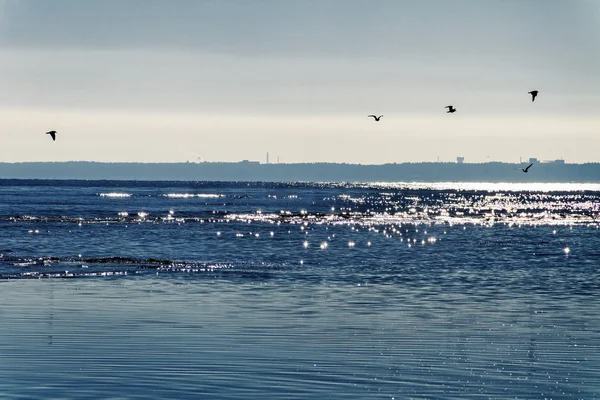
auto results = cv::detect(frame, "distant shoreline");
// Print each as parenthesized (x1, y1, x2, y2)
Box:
(0, 161, 599, 183)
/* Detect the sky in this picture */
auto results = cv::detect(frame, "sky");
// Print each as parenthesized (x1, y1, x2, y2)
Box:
(0, 0, 599, 164)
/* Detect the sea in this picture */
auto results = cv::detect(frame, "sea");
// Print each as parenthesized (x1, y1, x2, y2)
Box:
(0, 179, 599, 399)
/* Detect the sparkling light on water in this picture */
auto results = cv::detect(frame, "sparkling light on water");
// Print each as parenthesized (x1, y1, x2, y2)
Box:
(1, 181, 599, 399)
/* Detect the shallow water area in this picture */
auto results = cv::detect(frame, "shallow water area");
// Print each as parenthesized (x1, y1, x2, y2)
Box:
(1, 180, 599, 398)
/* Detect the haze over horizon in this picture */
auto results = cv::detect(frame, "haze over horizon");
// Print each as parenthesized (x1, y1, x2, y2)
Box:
(1, 0, 598, 164)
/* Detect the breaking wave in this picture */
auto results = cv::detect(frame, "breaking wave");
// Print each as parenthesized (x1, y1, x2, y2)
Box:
(0, 255, 241, 280)
(99, 192, 132, 198)
(162, 193, 225, 198)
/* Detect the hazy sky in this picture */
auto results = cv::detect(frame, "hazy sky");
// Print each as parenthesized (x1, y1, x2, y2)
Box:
(0, 0, 598, 163)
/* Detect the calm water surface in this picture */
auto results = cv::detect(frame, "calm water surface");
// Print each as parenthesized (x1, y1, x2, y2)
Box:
(0, 180, 599, 399)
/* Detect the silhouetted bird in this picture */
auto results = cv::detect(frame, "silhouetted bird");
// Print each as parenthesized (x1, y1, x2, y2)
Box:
(368, 115, 383, 121)
(445, 106, 456, 113)
(46, 130, 56, 141)
(522, 163, 533, 173)
(528, 90, 538, 102)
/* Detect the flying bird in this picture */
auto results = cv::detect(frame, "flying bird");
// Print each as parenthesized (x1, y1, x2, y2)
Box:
(368, 115, 383, 121)
(522, 163, 533, 173)
(445, 106, 456, 113)
(528, 90, 538, 102)
(46, 130, 56, 141)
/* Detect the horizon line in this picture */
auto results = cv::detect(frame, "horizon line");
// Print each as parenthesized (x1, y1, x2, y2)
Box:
(0, 160, 592, 166)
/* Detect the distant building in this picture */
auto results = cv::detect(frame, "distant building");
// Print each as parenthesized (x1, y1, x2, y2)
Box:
(528, 158, 539, 163)
(545, 159, 565, 164)
(241, 160, 260, 165)
(457, 157, 465, 164)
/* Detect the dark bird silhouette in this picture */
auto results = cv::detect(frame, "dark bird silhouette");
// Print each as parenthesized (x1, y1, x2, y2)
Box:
(367, 115, 383, 121)
(46, 130, 56, 141)
(528, 90, 538, 102)
(445, 106, 456, 113)
(522, 163, 533, 173)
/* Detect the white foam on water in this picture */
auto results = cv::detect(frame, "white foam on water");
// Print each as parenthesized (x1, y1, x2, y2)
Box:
(99, 193, 132, 198)
(163, 193, 224, 198)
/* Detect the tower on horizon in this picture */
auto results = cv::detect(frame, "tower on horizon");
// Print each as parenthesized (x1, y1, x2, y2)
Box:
(266, 152, 269, 164)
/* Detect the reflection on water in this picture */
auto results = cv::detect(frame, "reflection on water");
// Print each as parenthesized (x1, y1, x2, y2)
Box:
(1, 279, 598, 399)
(0, 180, 599, 398)
(363, 181, 600, 192)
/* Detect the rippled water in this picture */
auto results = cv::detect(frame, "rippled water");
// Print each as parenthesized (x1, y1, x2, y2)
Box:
(1, 180, 599, 399)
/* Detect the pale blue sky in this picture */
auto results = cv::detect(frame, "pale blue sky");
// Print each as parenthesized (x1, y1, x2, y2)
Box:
(0, 0, 598, 163)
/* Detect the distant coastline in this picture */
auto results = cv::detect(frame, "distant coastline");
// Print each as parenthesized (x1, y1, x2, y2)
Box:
(0, 161, 599, 183)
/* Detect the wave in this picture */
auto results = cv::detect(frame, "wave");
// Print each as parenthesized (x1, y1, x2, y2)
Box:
(97, 192, 235, 199)
(5, 208, 599, 226)
(0, 255, 236, 280)
(162, 193, 225, 198)
(99, 193, 132, 198)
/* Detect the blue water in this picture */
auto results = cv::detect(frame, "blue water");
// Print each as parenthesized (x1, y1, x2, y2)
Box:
(1, 180, 599, 399)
